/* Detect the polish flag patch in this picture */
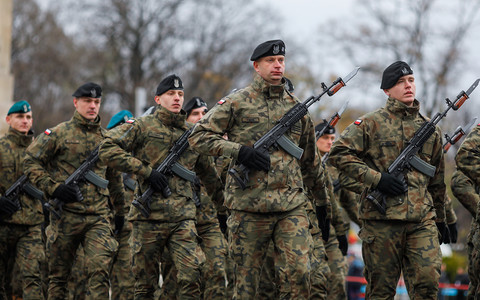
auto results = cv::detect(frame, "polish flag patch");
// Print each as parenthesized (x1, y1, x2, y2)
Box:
(126, 119, 135, 124)
(354, 119, 363, 125)
(44, 129, 52, 135)
(217, 99, 226, 105)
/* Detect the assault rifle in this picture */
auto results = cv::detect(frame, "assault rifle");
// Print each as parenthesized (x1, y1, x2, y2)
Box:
(443, 117, 477, 153)
(45, 145, 108, 219)
(229, 67, 360, 189)
(316, 100, 349, 140)
(366, 79, 480, 215)
(133, 127, 200, 218)
(2, 174, 44, 215)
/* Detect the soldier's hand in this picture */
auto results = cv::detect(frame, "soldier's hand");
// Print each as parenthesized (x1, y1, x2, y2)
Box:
(377, 173, 407, 196)
(148, 170, 169, 193)
(337, 234, 349, 256)
(114, 215, 125, 235)
(448, 222, 458, 243)
(316, 205, 330, 242)
(238, 146, 270, 172)
(217, 213, 228, 235)
(0, 196, 18, 217)
(436, 222, 447, 244)
(52, 184, 78, 203)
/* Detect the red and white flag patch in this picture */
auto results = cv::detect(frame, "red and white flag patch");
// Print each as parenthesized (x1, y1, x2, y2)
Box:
(354, 119, 363, 126)
(217, 99, 226, 105)
(126, 119, 135, 124)
(44, 129, 52, 135)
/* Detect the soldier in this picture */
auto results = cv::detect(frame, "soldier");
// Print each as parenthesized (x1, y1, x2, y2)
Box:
(454, 124, 480, 298)
(315, 120, 349, 300)
(24, 83, 123, 299)
(107, 110, 135, 300)
(329, 61, 446, 299)
(188, 39, 330, 299)
(99, 74, 223, 298)
(0, 100, 45, 299)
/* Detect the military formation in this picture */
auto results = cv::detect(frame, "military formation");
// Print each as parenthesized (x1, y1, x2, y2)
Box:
(0, 38, 480, 300)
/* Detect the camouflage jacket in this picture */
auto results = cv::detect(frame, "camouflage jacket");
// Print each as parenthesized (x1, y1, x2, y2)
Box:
(329, 97, 446, 222)
(0, 128, 43, 225)
(24, 111, 124, 216)
(451, 169, 479, 218)
(325, 161, 350, 236)
(99, 105, 223, 222)
(188, 74, 329, 213)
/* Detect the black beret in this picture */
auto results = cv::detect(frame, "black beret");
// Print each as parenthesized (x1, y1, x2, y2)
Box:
(184, 97, 208, 116)
(8, 100, 31, 115)
(155, 74, 183, 96)
(250, 39, 285, 61)
(72, 82, 102, 98)
(315, 119, 335, 140)
(380, 61, 413, 89)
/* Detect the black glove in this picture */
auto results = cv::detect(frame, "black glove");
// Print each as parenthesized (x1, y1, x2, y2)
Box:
(52, 184, 79, 203)
(377, 173, 407, 196)
(114, 215, 125, 235)
(217, 213, 228, 235)
(237, 146, 270, 172)
(148, 170, 169, 193)
(316, 205, 330, 242)
(447, 222, 457, 244)
(436, 222, 447, 244)
(337, 234, 348, 256)
(0, 196, 18, 217)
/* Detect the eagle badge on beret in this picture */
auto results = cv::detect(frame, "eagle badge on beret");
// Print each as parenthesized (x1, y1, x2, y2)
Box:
(90, 88, 97, 98)
(174, 79, 180, 88)
(273, 45, 279, 54)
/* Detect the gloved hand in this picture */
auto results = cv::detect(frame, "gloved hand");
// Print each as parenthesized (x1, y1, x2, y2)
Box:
(377, 173, 407, 196)
(237, 146, 270, 172)
(436, 222, 447, 244)
(217, 213, 228, 235)
(148, 170, 169, 193)
(0, 196, 18, 217)
(114, 215, 125, 235)
(337, 234, 349, 256)
(52, 184, 79, 203)
(316, 205, 330, 242)
(448, 223, 458, 244)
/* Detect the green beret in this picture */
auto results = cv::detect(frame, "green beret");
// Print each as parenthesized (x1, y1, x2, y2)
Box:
(250, 39, 285, 61)
(184, 97, 208, 116)
(72, 82, 102, 98)
(107, 110, 133, 129)
(8, 100, 31, 115)
(155, 74, 183, 96)
(380, 61, 413, 89)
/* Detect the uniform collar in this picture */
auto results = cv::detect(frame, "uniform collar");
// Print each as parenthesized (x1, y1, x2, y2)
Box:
(155, 105, 188, 129)
(385, 97, 420, 119)
(252, 74, 286, 99)
(72, 110, 102, 130)
(7, 127, 34, 147)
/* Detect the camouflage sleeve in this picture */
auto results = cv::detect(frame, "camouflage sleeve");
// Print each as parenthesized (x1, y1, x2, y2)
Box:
(328, 176, 349, 236)
(428, 126, 447, 222)
(99, 121, 152, 179)
(451, 170, 479, 218)
(195, 154, 224, 210)
(444, 194, 457, 225)
(188, 99, 242, 159)
(106, 166, 126, 217)
(24, 132, 61, 197)
(456, 125, 480, 187)
(337, 187, 361, 227)
(329, 120, 382, 190)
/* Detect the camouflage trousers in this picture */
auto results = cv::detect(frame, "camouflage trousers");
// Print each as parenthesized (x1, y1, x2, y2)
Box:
(67, 245, 87, 300)
(111, 221, 135, 300)
(324, 228, 347, 300)
(46, 211, 118, 299)
(359, 219, 441, 300)
(308, 208, 330, 300)
(158, 221, 227, 299)
(227, 206, 312, 300)
(469, 221, 480, 299)
(130, 219, 204, 299)
(0, 223, 45, 300)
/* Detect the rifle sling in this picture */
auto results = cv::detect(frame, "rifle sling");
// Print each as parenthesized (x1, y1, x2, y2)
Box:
(171, 162, 197, 183)
(84, 170, 109, 189)
(277, 135, 304, 160)
(22, 182, 44, 200)
(409, 155, 436, 178)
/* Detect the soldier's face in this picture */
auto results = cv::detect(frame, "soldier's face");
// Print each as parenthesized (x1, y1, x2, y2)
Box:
(155, 90, 184, 113)
(384, 74, 416, 106)
(6, 112, 33, 134)
(316, 134, 335, 154)
(186, 106, 207, 124)
(253, 55, 285, 85)
(74, 97, 101, 121)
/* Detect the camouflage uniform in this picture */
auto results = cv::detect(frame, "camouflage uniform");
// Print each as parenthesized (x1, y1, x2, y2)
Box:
(24, 111, 122, 299)
(329, 97, 446, 299)
(189, 74, 330, 299)
(99, 106, 223, 299)
(454, 124, 480, 298)
(0, 128, 45, 299)
(330, 163, 361, 227)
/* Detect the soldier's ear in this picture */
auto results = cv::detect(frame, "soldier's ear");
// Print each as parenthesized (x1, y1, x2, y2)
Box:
(383, 89, 390, 97)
